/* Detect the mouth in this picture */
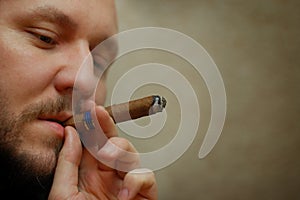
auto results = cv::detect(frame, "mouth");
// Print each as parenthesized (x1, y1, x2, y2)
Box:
(45, 118, 65, 126)
(38, 112, 73, 127)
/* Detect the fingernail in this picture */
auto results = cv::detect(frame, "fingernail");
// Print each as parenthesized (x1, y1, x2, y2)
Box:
(118, 188, 129, 200)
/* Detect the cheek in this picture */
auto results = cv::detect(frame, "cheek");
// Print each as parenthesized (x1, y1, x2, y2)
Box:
(0, 30, 53, 111)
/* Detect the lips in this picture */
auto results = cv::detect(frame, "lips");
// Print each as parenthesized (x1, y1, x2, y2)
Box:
(44, 118, 65, 126)
(38, 112, 72, 127)
(37, 112, 72, 138)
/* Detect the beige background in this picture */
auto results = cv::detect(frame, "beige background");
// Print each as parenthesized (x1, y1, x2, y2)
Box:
(105, 1, 300, 199)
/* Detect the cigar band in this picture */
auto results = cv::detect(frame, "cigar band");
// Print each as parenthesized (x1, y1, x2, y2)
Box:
(83, 111, 95, 131)
(73, 111, 95, 131)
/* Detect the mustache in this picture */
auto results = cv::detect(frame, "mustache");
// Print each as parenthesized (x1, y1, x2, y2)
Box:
(17, 96, 72, 123)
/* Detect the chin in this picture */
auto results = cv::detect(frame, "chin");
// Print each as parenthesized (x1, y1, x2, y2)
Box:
(0, 144, 58, 198)
(0, 110, 64, 197)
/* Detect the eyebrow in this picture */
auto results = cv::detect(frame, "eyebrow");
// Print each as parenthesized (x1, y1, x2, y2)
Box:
(27, 5, 78, 31)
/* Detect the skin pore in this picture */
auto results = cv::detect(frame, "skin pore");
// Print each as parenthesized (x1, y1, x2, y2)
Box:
(0, 0, 118, 198)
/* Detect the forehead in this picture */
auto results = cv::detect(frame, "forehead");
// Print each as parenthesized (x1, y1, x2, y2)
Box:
(0, 0, 117, 45)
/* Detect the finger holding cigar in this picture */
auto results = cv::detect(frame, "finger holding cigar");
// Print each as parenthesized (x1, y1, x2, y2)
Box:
(63, 95, 167, 130)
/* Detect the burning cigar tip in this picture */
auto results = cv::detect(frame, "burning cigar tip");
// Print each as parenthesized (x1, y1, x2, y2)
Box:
(161, 96, 167, 108)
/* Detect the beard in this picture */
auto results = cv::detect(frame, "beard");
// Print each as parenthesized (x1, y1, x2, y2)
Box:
(0, 95, 71, 199)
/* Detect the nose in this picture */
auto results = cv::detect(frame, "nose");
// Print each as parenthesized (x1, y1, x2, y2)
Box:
(53, 41, 97, 99)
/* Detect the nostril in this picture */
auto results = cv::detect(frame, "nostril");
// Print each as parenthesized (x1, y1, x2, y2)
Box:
(54, 66, 96, 98)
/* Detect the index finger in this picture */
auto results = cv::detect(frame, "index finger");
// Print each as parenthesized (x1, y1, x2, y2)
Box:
(94, 105, 118, 138)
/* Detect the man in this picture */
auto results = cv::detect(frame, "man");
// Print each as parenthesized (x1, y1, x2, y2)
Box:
(0, 0, 157, 199)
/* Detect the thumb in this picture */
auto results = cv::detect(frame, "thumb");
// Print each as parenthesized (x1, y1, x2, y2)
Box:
(48, 126, 82, 199)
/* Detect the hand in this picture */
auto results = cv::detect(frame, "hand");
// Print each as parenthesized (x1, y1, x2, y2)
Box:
(48, 106, 158, 200)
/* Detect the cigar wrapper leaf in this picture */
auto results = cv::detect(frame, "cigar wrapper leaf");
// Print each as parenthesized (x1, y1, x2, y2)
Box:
(63, 95, 167, 129)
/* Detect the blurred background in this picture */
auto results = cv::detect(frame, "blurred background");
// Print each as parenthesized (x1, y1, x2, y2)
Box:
(105, 0, 300, 199)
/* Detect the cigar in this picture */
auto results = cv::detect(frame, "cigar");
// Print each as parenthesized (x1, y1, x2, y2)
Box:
(63, 95, 167, 129)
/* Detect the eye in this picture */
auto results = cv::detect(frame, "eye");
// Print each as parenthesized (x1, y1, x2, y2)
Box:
(92, 55, 108, 76)
(26, 28, 58, 48)
(93, 60, 107, 77)
(94, 61, 103, 70)
(38, 35, 56, 45)
(32, 33, 57, 46)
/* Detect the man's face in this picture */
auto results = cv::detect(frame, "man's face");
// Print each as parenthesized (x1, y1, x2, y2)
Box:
(0, 0, 117, 194)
